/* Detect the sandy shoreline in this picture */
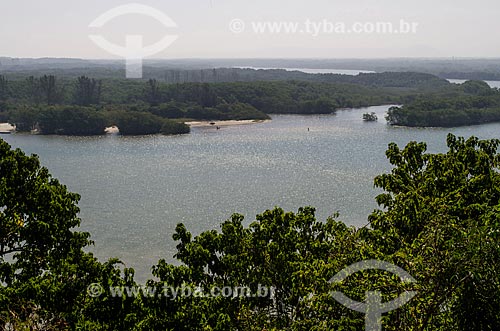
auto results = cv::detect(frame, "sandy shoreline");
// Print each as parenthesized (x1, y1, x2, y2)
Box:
(0, 123, 15, 132)
(0, 120, 270, 133)
(185, 119, 270, 128)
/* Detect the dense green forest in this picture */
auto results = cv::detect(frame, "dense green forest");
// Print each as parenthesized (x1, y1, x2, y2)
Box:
(1, 65, 450, 89)
(0, 72, 421, 135)
(1, 71, 500, 134)
(0, 75, 193, 135)
(1, 134, 500, 330)
(387, 80, 500, 127)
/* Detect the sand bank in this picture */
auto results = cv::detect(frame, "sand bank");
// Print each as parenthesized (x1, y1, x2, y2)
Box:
(185, 119, 269, 128)
(0, 123, 15, 133)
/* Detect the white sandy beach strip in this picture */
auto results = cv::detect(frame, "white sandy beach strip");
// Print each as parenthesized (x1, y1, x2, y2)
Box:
(185, 119, 269, 128)
(0, 123, 15, 132)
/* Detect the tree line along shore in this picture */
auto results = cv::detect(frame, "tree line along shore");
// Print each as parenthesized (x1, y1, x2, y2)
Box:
(0, 71, 499, 135)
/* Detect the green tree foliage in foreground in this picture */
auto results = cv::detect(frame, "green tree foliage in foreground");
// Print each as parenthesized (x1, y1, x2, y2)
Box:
(1, 134, 500, 330)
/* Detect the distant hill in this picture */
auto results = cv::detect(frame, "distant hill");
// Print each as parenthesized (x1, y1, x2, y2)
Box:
(2, 57, 499, 80)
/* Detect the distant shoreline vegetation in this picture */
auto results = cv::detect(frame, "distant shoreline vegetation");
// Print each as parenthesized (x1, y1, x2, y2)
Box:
(386, 80, 500, 127)
(0, 72, 420, 136)
(1, 71, 500, 134)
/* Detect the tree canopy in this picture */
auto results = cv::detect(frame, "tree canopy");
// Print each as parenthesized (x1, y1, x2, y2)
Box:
(3, 73, 500, 132)
(1, 134, 500, 330)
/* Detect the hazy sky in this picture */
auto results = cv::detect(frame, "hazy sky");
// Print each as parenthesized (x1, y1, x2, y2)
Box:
(1, 0, 499, 59)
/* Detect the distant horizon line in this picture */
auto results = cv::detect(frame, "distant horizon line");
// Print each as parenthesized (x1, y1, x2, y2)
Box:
(2, 56, 500, 61)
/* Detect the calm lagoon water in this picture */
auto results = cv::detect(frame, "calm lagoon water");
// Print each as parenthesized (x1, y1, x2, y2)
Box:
(4, 105, 500, 281)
